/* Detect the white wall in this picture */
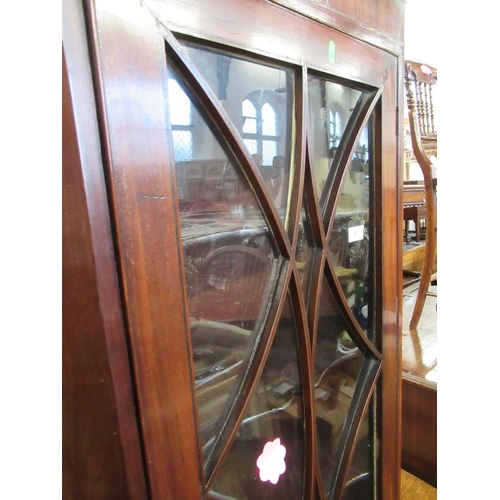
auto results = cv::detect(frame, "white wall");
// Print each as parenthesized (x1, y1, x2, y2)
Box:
(404, 0, 439, 67)
(403, 0, 440, 182)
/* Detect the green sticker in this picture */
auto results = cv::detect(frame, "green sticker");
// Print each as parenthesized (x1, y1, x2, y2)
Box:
(328, 40, 336, 64)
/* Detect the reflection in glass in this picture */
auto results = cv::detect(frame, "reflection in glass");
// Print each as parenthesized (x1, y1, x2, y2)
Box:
(329, 124, 372, 335)
(308, 76, 363, 200)
(209, 295, 305, 499)
(314, 276, 363, 498)
(169, 77, 193, 161)
(262, 103, 277, 135)
(167, 65, 282, 464)
(242, 99, 258, 134)
(295, 194, 316, 304)
(182, 43, 294, 221)
(342, 410, 374, 500)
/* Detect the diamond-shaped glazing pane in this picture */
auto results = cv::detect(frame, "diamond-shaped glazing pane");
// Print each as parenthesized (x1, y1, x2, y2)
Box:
(341, 409, 374, 499)
(208, 294, 305, 499)
(295, 194, 316, 304)
(307, 76, 364, 201)
(181, 43, 294, 224)
(314, 276, 364, 497)
(167, 65, 282, 464)
(328, 123, 372, 336)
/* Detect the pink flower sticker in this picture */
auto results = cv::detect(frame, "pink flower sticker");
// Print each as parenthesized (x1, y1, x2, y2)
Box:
(256, 437, 287, 485)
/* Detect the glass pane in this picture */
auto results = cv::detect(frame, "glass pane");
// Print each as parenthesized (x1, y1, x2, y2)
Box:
(243, 100, 258, 134)
(314, 276, 364, 498)
(168, 78, 192, 125)
(244, 139, 258, 156)
(328, 123, 372, 335)
(295, 194, 316, 304)
(172, 130, 193, 162)
(262, 103, 277, 135)
(341, 409, 374, 500)
(182, 43, 294, 219)
(167, 66, 282, 464)
(209, 295, 305, 499)
(243, 117, 258, 134)
(308, 75, 363, 200)
(262, 140, 278, 167)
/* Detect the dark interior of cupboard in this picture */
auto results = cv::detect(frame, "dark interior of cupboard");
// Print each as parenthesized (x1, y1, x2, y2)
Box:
(63, 0, 405, 498)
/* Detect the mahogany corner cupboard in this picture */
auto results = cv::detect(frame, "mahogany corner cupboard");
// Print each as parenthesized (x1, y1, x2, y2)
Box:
(62, 0, 405, 498)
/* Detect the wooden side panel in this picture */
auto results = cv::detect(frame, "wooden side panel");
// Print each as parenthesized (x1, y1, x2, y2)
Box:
(378, 61, 402, 500)
(62, 7, 148, 496)
(86, 0, 203, 497)
(401, 377, 437, 487)
(270, 0, 404, 55)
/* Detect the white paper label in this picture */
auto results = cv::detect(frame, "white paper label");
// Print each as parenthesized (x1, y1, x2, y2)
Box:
(348, 224, 364, 243)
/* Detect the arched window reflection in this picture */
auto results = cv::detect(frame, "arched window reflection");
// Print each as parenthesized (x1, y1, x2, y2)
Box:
(328, 103, 345, 153)
(356, 126, 369, 164)
(242, 92, 281, 167)
(168, 78, 193, 161)
(242, 99, 257, 134)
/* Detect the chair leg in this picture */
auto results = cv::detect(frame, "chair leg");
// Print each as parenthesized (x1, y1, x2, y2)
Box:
(409, 186, 437, 330)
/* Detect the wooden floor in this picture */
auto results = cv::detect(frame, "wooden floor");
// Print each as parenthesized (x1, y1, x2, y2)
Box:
(401, 469, 437, 500)
(402, 279, 437, 383)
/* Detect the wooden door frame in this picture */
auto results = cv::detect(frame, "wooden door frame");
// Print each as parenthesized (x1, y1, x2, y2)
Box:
(73, 0, 403, 498)
(62, 0, 149, 497)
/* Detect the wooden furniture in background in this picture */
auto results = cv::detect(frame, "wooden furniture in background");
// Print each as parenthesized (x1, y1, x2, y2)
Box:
(404, 60, 437, 330)
(403, 181, 426, 243)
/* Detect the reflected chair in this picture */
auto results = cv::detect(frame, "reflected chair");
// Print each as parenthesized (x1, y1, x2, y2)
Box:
(196, 244, 274, 323)
(404, 60, 437, 330)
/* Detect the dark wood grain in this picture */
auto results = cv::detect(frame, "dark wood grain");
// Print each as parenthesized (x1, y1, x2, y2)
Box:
(269, 0, 404, 56)
(377, 62, 403, 500)
(62, 5, 148, 495)
(401, 377, 437, 487)
(84, 0, 203, 497)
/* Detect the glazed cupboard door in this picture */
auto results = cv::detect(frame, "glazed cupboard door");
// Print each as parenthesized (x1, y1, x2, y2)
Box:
(84, 0, 401, 498)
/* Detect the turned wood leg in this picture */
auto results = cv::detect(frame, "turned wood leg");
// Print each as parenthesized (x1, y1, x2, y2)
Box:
(410, 184, 437, 330)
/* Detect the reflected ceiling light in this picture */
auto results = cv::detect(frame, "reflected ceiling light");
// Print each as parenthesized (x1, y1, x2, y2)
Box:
(256, 437, 287, 485)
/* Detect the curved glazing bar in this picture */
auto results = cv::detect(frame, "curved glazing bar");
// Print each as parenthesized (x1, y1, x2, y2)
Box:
(328, 123, 372, 337)
(313, 275, 365, 498)
(208, 294, 305, 499)
(167, 65, 283, 465)
(340, 409, 374, 500)
(295, 194, 317, 305)
(307, 75, 364, 203)
(180, 42, 295, 226)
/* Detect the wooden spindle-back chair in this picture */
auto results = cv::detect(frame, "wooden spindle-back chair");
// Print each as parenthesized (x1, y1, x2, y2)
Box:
(404, 60, 437, 330)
